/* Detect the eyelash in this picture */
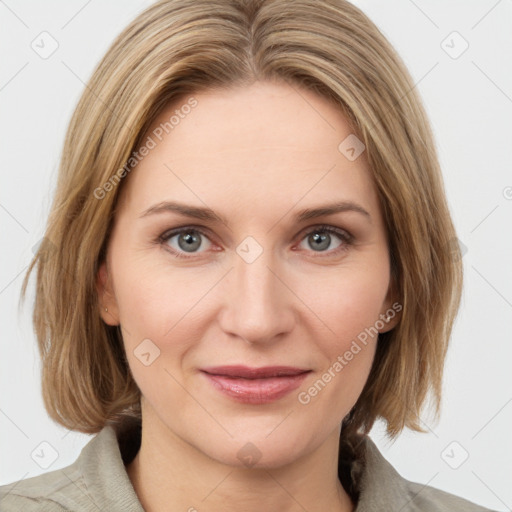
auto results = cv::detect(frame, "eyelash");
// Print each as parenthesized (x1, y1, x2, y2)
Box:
(157, 224, 354, 260)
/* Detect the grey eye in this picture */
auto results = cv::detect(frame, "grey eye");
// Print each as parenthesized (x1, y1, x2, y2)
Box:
(300, 230, 344, 252)
(167, 230, 212, 253)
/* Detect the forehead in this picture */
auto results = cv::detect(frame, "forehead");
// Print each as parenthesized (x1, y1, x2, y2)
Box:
(118, 80, 379, 219)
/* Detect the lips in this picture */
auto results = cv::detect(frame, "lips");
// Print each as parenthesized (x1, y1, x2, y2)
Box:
(202, 365, 309, 379)
(200, 365, 311, 404)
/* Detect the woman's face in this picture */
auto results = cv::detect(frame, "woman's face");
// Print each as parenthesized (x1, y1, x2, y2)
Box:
(98, 80, 398, 468)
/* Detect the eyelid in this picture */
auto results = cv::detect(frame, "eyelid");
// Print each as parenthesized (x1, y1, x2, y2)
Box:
(157, 223, 354, 259)
(296, 224, 353, 243)
(294, 224, 353, 257)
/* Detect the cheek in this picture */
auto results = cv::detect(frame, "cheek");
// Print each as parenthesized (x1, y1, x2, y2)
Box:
(297, 260, 390, 345)
(292, 262, 388, 407)
(112, 256, 212, 356)
(114, 261, 210, 411)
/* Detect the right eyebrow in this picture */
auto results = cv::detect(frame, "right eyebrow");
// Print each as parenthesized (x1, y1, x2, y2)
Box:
(139, 201, 226, 223)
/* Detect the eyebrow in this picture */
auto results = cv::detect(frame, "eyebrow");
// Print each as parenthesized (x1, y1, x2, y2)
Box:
(139, 200, 371, 224)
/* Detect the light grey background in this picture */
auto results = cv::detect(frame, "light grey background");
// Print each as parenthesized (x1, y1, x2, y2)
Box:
(1, 1, 511, 510)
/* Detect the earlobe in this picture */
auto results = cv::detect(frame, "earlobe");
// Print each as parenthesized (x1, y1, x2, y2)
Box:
(378, 304, 401, 333)
(96, 260, 120, 325)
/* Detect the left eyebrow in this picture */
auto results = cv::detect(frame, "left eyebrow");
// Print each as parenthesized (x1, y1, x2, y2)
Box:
(138, 200, 371, 226)
(295, 201, 371, 223)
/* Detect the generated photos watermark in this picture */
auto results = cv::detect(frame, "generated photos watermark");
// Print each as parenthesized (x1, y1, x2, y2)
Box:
(298, 301, 402, 405)
(93, 96, 198, 200)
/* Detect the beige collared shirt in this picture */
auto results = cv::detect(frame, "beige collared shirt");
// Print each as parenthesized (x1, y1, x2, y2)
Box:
(0, 418, 495, 511)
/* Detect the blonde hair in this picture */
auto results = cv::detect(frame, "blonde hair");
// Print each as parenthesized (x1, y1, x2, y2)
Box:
(21, 0, 462, 456)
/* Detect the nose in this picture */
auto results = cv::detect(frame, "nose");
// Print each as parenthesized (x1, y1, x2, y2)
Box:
(217, 241, 296, 345)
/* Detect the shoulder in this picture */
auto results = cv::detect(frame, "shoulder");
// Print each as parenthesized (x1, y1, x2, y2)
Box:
(397, 478, 495, 512)
(0, 463, 86, 511)
(0, 418, 144, 512)
(355, 436, 497, 512)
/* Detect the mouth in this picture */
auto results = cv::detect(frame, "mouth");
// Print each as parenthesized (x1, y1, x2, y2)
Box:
(200, 365, 311, 404)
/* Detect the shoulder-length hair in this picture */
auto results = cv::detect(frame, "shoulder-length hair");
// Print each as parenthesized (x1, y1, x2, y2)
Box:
(21, 0, 462, 446)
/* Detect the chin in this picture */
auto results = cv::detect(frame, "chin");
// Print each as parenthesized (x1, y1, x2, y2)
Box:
(195, 428, 316, 470)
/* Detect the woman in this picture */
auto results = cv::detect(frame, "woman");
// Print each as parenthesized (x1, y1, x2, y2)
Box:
(0, 0, 497, 510)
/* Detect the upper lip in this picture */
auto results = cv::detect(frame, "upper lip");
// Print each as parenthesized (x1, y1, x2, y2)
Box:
(201, 365, 311, 379)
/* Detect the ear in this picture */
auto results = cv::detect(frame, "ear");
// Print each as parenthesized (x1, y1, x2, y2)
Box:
(378, 276, 402, 334)
(96, 260, 120, 325)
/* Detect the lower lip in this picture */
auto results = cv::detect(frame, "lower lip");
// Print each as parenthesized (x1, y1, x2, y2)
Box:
(202, 372, 309, 404)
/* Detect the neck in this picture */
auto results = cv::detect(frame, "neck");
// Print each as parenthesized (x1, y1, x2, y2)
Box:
(126, 411, 355, 512)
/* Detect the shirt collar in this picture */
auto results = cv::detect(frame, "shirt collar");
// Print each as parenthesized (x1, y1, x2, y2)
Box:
(78, 416, 144, 511)
(354, 435, 415, 510)
(80, 416, 413, 511)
